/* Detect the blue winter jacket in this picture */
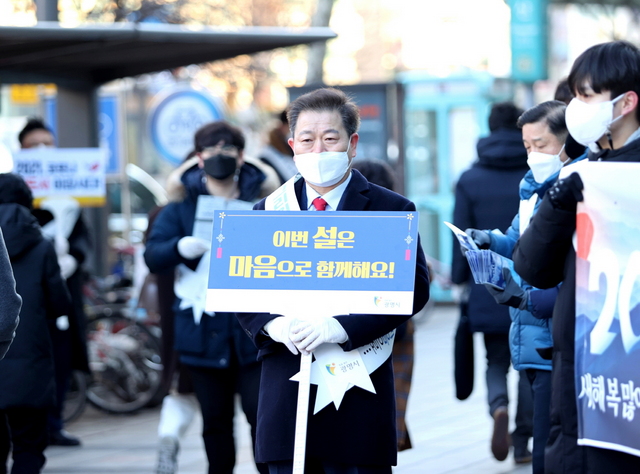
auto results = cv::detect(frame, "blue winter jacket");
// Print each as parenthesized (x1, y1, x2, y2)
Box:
(488, 153, 587, 370)
(144, 164, 266, 368)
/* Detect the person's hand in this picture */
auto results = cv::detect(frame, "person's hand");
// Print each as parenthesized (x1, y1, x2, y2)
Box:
(465, 228, 491, 250)
(484, 268, 529, 310)
(58, 254, 78, 279)
(264, 317, 299, 355)
(177, 236, 210, 259)
(547, 173, 583, 212)
(290, 317, 348, 354)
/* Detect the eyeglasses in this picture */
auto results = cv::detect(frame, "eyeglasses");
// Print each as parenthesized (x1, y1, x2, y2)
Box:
(201, 145, 238, 157)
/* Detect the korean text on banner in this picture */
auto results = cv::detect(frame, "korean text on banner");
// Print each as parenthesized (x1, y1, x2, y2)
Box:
(205, 210, 419, 316)
(566, 161, 640, 457)
(13, 148, 107, 207)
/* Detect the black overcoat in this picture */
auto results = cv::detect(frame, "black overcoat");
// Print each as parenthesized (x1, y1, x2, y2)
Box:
(236, 170, 430, 466)
(451, 128, 529, 333)
(0, 203, 71, 408)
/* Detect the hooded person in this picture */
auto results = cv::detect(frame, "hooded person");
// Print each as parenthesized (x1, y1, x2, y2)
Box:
(451, 102, 534, 464)
(0, 173, 72, 473)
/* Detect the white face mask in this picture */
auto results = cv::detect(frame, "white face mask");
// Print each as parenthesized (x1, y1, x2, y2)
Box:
(293, 139, 351, 187)
(565, 94, 625, 147)
(527, 145, 565, 183)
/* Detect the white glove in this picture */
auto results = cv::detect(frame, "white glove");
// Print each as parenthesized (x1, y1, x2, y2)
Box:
(264, 317, 299, 355)
(54, 235, 70, 256)
(290, 317, 348, 354)
(177, 236, 211, 259)
(58, 254, 78, 279)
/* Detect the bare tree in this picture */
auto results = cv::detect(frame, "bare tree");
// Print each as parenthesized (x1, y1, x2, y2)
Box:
(305, 0, 335, 85)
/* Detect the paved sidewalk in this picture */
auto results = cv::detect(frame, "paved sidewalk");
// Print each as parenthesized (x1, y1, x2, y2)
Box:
(43, 304, 532, 474)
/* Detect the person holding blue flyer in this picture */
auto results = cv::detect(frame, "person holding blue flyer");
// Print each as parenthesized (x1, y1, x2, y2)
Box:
(513, 41, 640, 473)
(236, 88, 430, 474)
(465, 100, 586, 474)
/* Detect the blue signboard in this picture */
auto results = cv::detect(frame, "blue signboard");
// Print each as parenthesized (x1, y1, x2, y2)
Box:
(43, 96, 58, 139)
(43, 95, 120, 175)
(148, 88, 224, 165)
(206, 211, 419, 315)
(510, 0, 548, 83)
(98, 95, 121, 175)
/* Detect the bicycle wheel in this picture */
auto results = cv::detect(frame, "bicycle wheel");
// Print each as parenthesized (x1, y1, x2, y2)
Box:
(86, 314, 163, 414)
(62, 370, 88, 424)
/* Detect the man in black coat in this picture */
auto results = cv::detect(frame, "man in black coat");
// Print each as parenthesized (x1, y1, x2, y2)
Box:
(236, 88, 430, 474)
(451, 102, 533, 463)
(0, 173, 72, 473)
(513, 40, 640, 473)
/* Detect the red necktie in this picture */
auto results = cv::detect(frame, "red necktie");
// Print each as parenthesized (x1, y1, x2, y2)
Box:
(312, 197, 327, 211)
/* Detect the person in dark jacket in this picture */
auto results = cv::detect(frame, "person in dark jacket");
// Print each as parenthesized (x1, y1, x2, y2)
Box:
(513, 40, 640, 473)
(236, 88, 430, 474)
(19, 117, 91, 447)
(0, 227, 21, 360)
(144, 121, 269, 474)
(0, 173, 72, 474)
(451, 102, 533, 463)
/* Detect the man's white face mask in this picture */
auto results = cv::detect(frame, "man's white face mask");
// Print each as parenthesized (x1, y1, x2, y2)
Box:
(565, 94, 625, 148)
(527, 145, 565, 183)
(293, 138, 351, 187)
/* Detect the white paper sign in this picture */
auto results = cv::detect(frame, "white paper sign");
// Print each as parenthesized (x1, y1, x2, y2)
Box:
(13, 148, 107, 206)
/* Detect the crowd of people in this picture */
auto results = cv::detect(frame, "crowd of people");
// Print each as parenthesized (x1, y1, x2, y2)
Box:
(0, 39, 639, 474)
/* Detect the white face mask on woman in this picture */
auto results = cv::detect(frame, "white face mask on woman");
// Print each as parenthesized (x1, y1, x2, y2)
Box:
(294, 139, 351, 187)
(527, 145, 565, 183)
(565, 94, 625, 147)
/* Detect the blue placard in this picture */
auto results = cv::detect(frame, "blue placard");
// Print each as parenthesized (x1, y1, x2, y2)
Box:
(98, 95, 121, 175)
(206, 211, 419, 315)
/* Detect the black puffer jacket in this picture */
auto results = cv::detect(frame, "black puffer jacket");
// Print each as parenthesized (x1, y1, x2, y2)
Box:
(451, 128, 529, 333)
(0, 203, 72, 408)
(0, 227, 21, 359)
(513, 137, 640, 473)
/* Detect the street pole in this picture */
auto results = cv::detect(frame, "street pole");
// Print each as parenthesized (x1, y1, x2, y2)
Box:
(35, 0, 58, 22)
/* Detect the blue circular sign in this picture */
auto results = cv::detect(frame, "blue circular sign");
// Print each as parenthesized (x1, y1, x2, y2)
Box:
(148, 88, 224, 165)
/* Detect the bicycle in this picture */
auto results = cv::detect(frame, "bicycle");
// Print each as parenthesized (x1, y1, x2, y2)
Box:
(63, 278, 164, 422)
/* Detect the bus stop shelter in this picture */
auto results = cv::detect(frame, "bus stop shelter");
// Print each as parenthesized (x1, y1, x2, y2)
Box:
(0, 22, 335, 273)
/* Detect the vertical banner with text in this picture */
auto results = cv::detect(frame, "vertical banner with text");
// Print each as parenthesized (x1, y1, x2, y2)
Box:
(569, 161, 640, 457)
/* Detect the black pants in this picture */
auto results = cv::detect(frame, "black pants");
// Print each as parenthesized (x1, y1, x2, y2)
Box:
(0, 408, 48, 474)
(526, 369, 551, 474)
(268, 459, 391, 474)
(484, 334, 533, 450)
(48, 325, 72, 434)
(186, 362, 267, 474)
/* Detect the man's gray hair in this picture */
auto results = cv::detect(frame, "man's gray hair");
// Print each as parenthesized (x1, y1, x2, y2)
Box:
(287, 88, 360, 138)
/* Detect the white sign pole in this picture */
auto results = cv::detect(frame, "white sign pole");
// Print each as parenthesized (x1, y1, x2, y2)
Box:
(292, 352, 312, 474)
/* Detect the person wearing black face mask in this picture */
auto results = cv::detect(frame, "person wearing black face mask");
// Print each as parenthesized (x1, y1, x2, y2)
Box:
(144, 121, 277, 474)
(202, 151, 239, 181)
